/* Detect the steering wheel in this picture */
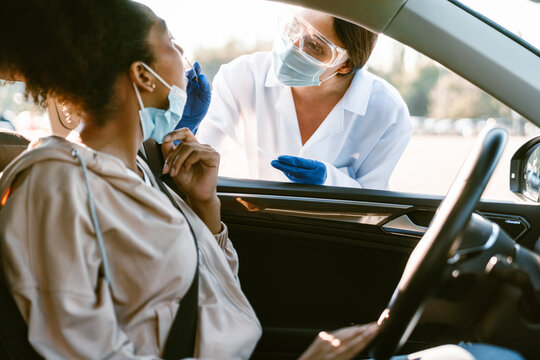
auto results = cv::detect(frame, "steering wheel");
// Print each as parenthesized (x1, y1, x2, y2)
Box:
(370, 127, 508, 360)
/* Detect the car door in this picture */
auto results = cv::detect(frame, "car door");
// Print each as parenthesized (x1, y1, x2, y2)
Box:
(218, 1, 540, 357)
(217, 177, 540, 359)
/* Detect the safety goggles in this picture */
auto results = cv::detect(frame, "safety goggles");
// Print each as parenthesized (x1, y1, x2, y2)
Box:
(283, 14, 348, 67)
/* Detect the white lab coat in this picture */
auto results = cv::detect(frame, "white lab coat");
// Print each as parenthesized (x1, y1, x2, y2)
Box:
(197, 52, 413, 189)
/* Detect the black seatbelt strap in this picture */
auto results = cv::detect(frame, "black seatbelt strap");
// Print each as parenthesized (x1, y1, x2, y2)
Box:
(154, 174, 200, 360)
(139, 142, 200, 359)
(142, 139, 183, 196)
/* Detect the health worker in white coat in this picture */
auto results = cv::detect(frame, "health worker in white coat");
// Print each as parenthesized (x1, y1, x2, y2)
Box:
(197, 9, 413, 189)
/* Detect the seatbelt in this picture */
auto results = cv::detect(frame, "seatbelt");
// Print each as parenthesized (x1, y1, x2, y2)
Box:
(79, 146, 200, 358)
(142, 139, 183, 196)
(153, 173, 200, 360)
(139, 140, 200, 359)
(0, 141, 199, 359)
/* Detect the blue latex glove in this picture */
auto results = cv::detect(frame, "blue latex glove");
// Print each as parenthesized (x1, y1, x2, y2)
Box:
(271, 155, 327, 185)
(175, 61, 211, 134)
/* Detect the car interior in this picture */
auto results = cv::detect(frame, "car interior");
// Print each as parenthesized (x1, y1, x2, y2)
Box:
(1, 0, 540, 359)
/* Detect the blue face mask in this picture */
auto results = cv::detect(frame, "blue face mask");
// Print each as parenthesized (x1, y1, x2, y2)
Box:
(132, 63, 187, 143)
(271, 34, 338, 87)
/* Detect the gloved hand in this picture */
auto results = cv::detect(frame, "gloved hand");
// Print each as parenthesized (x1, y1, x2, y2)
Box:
(271, 155, 327, 185)
(175, 61, 211, 134)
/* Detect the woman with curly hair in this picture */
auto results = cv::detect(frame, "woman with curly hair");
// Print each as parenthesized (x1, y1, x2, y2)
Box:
(0, 0, 261, 358)
(0, 0, 380, 359)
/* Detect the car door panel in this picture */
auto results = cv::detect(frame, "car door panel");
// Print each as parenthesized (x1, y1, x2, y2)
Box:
(217, 178, 540, 358)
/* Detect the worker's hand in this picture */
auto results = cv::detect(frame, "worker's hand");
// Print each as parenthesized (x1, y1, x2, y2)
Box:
(175, 61, 211, 134)
(298, 323, 379, 360)
(271, 155, 327, 185)
(161, 128, 219, 203)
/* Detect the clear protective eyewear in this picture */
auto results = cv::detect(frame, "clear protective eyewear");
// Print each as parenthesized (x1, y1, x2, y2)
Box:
(283, 14, 348, 67)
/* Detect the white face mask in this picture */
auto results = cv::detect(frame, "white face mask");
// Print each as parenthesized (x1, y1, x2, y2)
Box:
(271, 33, 341, 87)
(132, 63, 187, 143)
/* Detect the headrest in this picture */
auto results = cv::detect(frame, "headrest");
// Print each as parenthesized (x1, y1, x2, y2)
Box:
(0, 130, 30, 172)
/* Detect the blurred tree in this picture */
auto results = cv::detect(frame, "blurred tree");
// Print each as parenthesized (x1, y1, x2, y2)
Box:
(0, 82, 40, 115)
(194, 38, 272, 85)
(401, 64, 440, 116)
(428, 72, 513, 119)
(369, 42, 406, 91)
(193, 37, 517, 126)
(368, 40, 514, 121)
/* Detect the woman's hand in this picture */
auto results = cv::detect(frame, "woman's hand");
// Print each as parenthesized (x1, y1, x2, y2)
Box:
(298, 323, 379, 360)
(161, 128, 219, 202)
(161, 128, 222, 233)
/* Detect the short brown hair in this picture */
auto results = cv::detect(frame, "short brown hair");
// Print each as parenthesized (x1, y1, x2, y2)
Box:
(334, 18, 378, 74)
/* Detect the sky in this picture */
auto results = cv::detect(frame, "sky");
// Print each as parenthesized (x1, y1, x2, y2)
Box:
(462, 0, 540, 46)
(137, 0, 540, 65)
(136, 0, 291, 57)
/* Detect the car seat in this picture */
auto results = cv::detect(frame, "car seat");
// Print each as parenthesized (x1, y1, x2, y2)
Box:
(0, 275, 43, 359)
(0, 130, 30, 172)
(0, 130, 43, 359)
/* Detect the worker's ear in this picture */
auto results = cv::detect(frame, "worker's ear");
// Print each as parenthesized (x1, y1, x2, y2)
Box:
(335, 60, 354, 75)
(129, 62, 155, 93)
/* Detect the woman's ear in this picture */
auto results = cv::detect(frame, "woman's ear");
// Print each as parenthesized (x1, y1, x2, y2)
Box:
(336, 60, 354, 75)
(129, 62, 155, 92)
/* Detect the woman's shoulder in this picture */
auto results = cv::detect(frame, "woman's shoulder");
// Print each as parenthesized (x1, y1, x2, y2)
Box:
(363, 70, 405, 103)
(1, 136, 98, 198)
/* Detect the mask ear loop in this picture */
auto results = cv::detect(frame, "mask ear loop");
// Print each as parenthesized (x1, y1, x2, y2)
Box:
(140, 62, 173, 91)
(319, 71, 340, 83)
(132, 82, 146, 110)
(319, 57, 352, 83)
(132, 82, 150, 141)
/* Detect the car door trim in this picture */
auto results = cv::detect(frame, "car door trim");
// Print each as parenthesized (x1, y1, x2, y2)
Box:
(382, 214, 429, 236)
(219, 192, 410, 224)
(219, 192, 411, 209)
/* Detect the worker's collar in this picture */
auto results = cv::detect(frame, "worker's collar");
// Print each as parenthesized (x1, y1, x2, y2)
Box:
(265, 66, 373, 116)
(340, 68, 373, 116)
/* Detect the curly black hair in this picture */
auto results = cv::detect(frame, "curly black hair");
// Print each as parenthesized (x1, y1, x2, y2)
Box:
(0, 0, 156, 124)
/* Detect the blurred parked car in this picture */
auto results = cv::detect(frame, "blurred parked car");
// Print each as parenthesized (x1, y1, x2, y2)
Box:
(0, 116, 15, 131)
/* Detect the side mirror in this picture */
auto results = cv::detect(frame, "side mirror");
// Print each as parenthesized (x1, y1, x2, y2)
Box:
(510, 136, 540, 202)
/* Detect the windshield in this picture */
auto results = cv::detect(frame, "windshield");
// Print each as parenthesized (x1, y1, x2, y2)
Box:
(454, 0, 540, 52)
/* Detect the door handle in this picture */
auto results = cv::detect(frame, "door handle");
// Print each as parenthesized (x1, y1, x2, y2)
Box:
(382, 215, 428, 236)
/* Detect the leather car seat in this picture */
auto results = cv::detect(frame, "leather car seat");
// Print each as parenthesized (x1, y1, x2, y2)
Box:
(0, 130, 42, 359)
(0, 130, 30, 172)
(0, 276, 43, 359)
